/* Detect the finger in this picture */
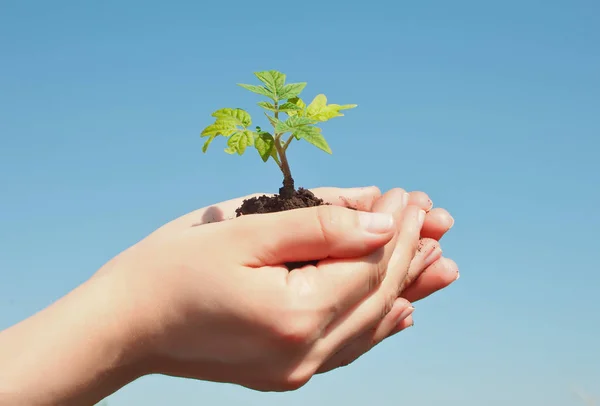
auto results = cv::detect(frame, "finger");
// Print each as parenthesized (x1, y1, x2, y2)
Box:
(317, 298, 414, 373)
(319, 251, 457, 373)
(394, 314, 415, 334)
(420, 208, 454, 240)
(311, 186, 382, 211)
(317, 199, 425, 356)
(401, 257, 460, 303)
(391, 314, 415, 335)
(407, 191, 433, 212)
(224, 204, 397, 266)
(400, 238, 443, 294)
(368, 192, 426, 298)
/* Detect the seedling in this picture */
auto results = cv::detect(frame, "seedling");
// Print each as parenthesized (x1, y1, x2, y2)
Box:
(200, 70, 356, 217)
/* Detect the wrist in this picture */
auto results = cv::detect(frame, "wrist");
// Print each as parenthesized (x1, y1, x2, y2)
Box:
(0, 272, 147, 405)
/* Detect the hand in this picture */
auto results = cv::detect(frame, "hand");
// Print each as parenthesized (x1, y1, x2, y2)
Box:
(167, 186, 459, 374)
(162, 185, 458, 303)
(317, 189, 459, 372)
(95, 186, 426, 392)
(138, 185, 458, 379)
(171, 186, 459, 308)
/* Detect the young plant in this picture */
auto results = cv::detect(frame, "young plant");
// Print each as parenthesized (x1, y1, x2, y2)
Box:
(200, 70, 356, 199)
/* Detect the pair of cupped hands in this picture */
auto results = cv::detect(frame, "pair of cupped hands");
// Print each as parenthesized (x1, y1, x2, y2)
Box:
(93, 185, 458, 392)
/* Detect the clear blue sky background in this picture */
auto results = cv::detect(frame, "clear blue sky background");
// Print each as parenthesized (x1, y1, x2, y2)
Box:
(1, 1, 598, 405)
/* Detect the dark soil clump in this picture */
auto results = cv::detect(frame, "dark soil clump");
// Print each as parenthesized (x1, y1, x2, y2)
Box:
(235, 188, 326, 270)
(235, 187, 325, 217)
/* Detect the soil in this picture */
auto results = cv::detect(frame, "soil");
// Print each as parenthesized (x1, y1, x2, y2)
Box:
(235, 187, 326, 270)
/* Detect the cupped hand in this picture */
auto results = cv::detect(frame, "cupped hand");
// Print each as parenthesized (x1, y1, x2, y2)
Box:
(316, 188, 459, 373)
(95, 187, 425, 391)
(163, 185, 458, 304)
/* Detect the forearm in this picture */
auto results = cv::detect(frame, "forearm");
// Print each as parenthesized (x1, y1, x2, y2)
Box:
(0, 274, 144, 405)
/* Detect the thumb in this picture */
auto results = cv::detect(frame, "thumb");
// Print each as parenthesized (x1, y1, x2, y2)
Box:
(226, 205, 396, 266)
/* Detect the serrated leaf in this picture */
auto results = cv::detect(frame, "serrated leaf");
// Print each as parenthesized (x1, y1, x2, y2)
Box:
(295, 126, 332, 154)
(287, 116, 316, 127)
(257, 101, 277, 112)
(275, 121, 292, 134)
(288, 97, 306, 110)
(275, 116, 316, 134)
(254, 131, 275, 162)
(306, 94, 328, 117)
(238, 83, 275, 100)
(278, 102, 302, 112)
(225, 130, 254, 155)
(211, 108, 252, 128)
(202, 134, 217, 153)
(286, 97, 306, 117)
(305, 94, 357, 122)
(254, 70, 286, 94)
(201, 121, 237, 137)
(278, 82, 307, 100)
(265, 112, 280, 129)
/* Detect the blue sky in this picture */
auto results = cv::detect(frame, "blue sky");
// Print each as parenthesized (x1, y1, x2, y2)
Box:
(1, 0, 599, 404)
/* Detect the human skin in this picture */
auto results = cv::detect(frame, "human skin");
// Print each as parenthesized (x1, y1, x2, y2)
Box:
(0, 186, 457, 406)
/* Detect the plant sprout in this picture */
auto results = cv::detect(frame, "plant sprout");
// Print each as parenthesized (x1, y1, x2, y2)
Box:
(200, 70, 356, 198)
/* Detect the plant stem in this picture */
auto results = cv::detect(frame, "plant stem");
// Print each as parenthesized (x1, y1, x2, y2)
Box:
(283, 135, 294, 151)
(273, 101, 295, 199)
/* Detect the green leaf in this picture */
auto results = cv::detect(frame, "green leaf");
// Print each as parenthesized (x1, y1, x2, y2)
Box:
(259, 101, 302, 114)
(306, 94, 327, 117)
(286, 97, 307, 117)
(211, 108, 252, 128)
(254, 131, 275, 162)
(254, 70, 286, 94)
(265, 112, 280, 129)
(306, 94, 357, 122)
(295, 126, 332, 154)
(201, 121, 237, 137)
(275, 115, 316, 134)
(257, 101, 277, 112)
(225, 130, 254, 155)
(278, 102, 302, 112)
(202, 134, 217, 153)
(238, 83, 275, 100)
(274, 120, 292, 134)
(270, 146, 281, 166)
(278, 82, 307, 100)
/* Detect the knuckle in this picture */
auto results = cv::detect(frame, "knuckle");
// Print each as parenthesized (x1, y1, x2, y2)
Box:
(315, 205, 352, 243)
(273, 317, 318, 346)
(368, 259, 386, 292)
(270, 302, 322, 347)
(278, 363, 317, 391)
(382, 293, 396, 319)
(366, 325, 380, 348)
(368, 333, 381, 349)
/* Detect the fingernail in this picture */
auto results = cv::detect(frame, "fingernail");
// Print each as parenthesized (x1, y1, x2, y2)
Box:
(418, 210, 426, 227)
(359, 212, 395, 233)
(396, 305, 415, 324)
(443, 258, 460, 281)
(402, 192, 409, 208)
(384, 190, 408, 213)
(448, 215, 455, 229)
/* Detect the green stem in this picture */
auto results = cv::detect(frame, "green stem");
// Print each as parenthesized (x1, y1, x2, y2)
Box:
(272, 101, 295, 198)
(283, 135, 294, 151)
